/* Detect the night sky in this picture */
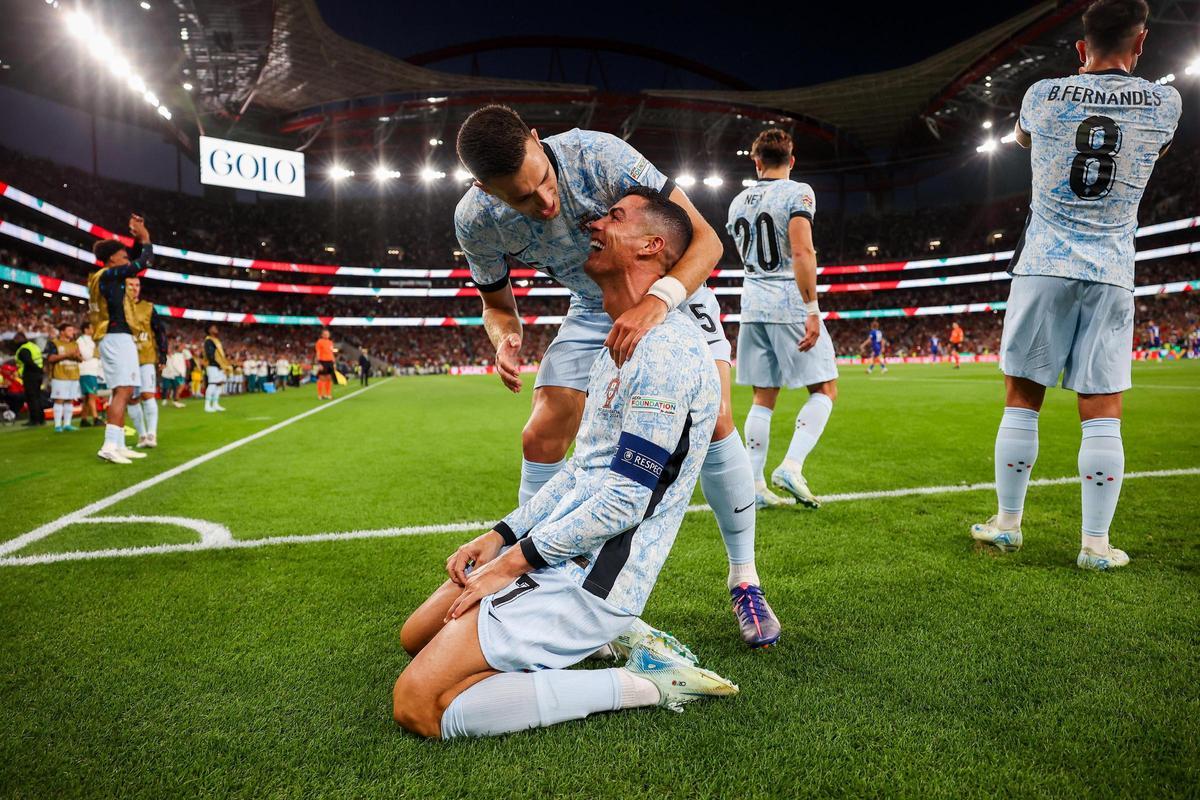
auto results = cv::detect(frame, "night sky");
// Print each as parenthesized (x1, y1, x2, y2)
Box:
(315, 1, 1031, 92)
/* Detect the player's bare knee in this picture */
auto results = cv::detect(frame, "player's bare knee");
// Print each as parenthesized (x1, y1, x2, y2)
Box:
(392, 676, 440, 737)
(810, 381, 837, 402)
(521, 420, 570, 462)
(398, 617, 424, 658)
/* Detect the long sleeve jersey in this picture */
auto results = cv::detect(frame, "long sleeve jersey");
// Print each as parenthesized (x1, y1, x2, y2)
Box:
(494, 311, 720, 615)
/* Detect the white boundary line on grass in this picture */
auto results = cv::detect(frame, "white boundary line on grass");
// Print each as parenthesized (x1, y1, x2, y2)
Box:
(0, 379, 389, 558)
(1, 465, 1196, 568)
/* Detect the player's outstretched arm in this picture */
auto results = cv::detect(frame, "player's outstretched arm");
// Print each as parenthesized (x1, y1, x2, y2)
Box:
(604, 187, 721, 368)
(480, 283, 524, 393)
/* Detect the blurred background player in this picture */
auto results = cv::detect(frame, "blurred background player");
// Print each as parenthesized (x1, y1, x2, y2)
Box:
(76, 321, 101, 427)
(202, 324, 229, 412)
(274, 354, 289, 392)
(88, 214, 152, 464)
(861, 321, 888, 374)
(971, 0, 1181, 570)
(125, 276, 166, 448)
(454, 105, 776, 647)
(930, 333, 942, 363)
(1147, 319, 1162, 349)
(315, 329, 335, 399)
(730, 129, 838, 511)
(12, 331, 45, 427)
(358, 348, 371, 386)
(44, 322, 81, 432)
(949, 321, 964, 368)
(161, 338, 188, 408)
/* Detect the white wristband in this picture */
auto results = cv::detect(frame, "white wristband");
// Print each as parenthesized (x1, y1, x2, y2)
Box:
(647, 276, 687, 310)
(804, 300, 820, 315)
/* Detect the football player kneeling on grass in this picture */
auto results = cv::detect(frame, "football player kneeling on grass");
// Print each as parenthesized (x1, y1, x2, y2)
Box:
(393, 188, 738, 740)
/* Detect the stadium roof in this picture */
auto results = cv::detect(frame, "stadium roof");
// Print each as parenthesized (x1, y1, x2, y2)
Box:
(183, 0, 589, 118)
(643, 1, 1067, 150)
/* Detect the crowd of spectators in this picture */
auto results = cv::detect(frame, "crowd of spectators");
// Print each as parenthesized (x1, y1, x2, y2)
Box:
(4, 141, 1195, 269)
(1, 141, 1197, 372)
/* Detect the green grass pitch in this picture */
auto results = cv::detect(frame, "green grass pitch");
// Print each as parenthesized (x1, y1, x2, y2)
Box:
(2, 362, 1198, 798)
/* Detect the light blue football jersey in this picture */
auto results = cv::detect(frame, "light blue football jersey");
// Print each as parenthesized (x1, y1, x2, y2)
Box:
(495, 311, 720, 616)
(1013, 71, 1181, 290)
(454, 129, 669, 313)
(726, 178, 817, 323)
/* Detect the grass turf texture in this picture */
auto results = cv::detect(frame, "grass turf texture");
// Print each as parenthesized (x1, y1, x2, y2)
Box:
(1, 362, 1198, 798)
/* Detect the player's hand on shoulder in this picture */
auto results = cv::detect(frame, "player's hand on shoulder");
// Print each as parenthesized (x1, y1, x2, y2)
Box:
(446, 530, 505, 586)
(494, 333, 523, 393)
(606, 295, 669, 368)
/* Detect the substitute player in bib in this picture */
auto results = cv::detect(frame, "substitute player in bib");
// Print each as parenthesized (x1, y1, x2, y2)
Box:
(730, 129, 838, 510)
(89, 214, 152, 464)
(971, 0, 1181, 570)
(202, 325, 229, 412)
(454, 106, 777, 647)
(393, 188, 737, 740)
(44, 323, 81, 432)
(125, 276, 166, 448)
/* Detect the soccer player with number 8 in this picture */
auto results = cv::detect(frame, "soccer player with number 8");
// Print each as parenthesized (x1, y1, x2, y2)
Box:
(970, 0, 1182, 569)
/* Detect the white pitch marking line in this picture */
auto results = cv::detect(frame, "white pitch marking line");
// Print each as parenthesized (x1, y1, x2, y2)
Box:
(0, 380, 389, 558)
(81, 515, 234, 546)
(1, 466, 1196, 568)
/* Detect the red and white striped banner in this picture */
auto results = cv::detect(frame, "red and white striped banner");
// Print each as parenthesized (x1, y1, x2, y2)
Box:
(4, 262, 1196, 327)
(4, 179, 1197, 281)
(4, 218, 1199, 300)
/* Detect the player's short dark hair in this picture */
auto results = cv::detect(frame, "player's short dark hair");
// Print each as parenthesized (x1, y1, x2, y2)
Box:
(456, 105, 533, 183)
(1082, 0, 1149, 55)
(92, 239, 126, 265)
(622, 186, 693, 264)
(751, 128, 793, 169)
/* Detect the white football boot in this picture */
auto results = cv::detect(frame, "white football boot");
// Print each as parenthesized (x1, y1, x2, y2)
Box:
(607, 618, 699, 666)
(771, 464, 820, 509)
(97, 446, 132, 465)
(1077, 545, 1130, 571)
(623, 639, 739, 713)
(970, 515, 1023, 553)
(754, 481, 794, 510)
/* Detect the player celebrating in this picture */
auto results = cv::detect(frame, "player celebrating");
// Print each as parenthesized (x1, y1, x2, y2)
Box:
(971, 0, 1181, 570)
(44, 322, 81, 433)
(949, 321, 964, 368)
(125, 276, 167, 448)
(454, 106, 777, 646)
(861, 321, 887, 374)
(729, 129, 838, 510)
(315, 329, 335, 400)
(393, 189, 737, 740)
(88, 215, 152, 464)
(202, 325, 229, 412)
